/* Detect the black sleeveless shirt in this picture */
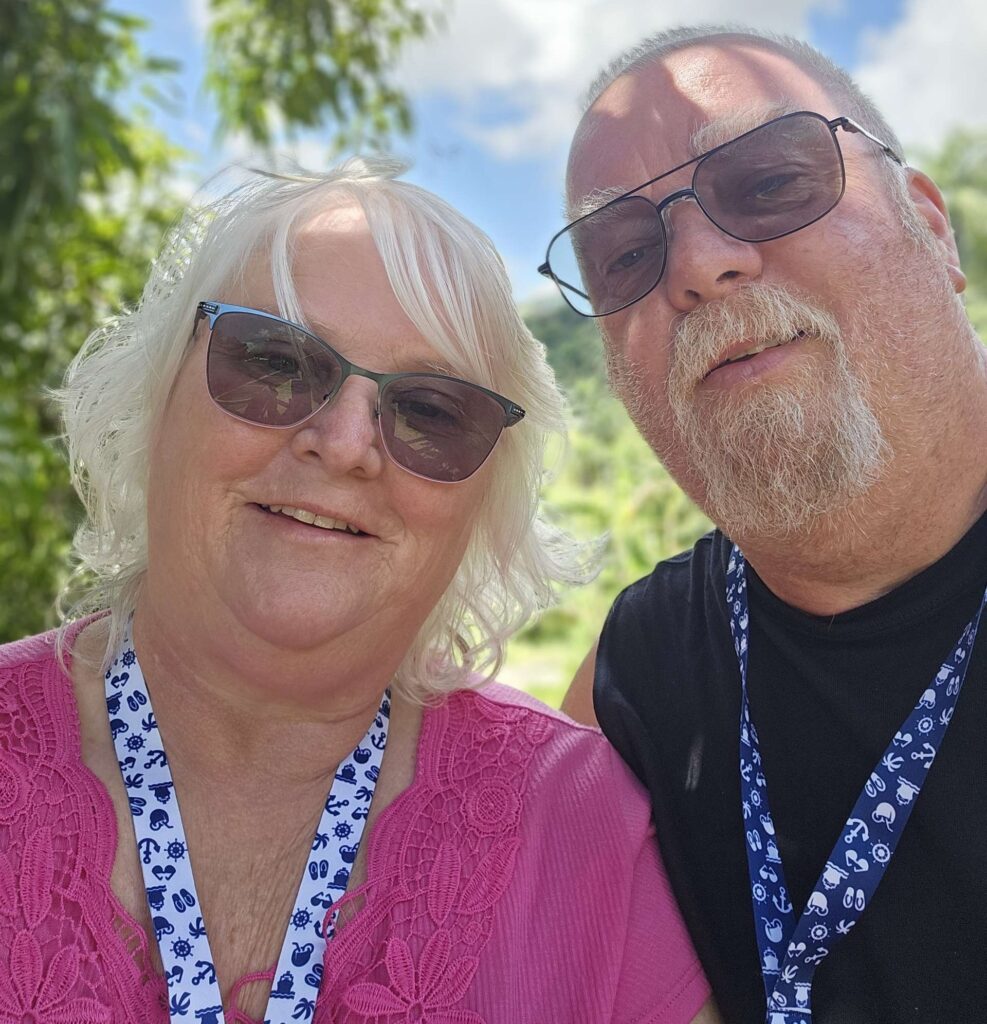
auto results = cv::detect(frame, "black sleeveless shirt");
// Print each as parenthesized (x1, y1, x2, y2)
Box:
(594, 512, 987, 1024)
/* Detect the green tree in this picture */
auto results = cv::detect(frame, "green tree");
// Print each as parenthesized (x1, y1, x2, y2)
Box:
(0, 1, 180, 642)
(206, 0, 439, 150)
(507, 372, 711, 705)
(0, 0, 442, 643)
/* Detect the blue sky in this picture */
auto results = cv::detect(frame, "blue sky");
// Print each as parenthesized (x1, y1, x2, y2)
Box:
(119, 0, 986, 303)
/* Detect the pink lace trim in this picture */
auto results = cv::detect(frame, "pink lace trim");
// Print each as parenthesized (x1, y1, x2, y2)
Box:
(316, 688, 551, 1024)
(1, 635, 553, 1023)
(0, 632, 169, 1023)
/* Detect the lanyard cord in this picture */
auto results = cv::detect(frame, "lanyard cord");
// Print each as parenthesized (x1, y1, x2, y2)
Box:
(106, 625, 390, 1024)
(726, 546, 986, 1023)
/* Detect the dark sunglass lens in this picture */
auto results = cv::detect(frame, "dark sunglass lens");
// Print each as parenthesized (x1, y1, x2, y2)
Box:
(695, 113, 845, 242)
(379, 376, 507, 482)
(551, 196, 665, 316)
(206, 312, 343, 426)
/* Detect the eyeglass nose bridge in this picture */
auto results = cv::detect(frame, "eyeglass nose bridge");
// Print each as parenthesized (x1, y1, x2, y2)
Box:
(652, 185, 719, 239)
(328, 360, 388, 424)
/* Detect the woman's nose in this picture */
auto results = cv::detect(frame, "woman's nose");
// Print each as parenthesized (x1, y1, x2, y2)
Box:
(288, 377, 384, 478)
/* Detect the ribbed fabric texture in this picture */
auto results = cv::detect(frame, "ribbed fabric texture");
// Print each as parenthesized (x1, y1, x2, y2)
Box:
(0, 629, 709, 1023)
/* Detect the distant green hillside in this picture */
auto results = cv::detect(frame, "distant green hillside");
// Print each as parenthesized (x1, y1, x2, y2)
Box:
(510, 298, 711, 706)
(522, 299, 605, 388)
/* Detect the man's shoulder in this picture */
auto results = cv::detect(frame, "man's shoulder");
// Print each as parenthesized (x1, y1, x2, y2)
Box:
(614, 528, 725, 613)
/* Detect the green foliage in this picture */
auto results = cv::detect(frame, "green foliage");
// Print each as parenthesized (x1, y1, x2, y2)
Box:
(0, 1, 181, 641)
(523, 301, 604, 388)
(0, 1, 178, 292)
(504, 369, 711, 704)
(205, 0, 441, 151)
(0, 0, 441, 644)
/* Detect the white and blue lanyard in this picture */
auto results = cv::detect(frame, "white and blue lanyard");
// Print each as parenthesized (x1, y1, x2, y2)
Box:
(726, 545, 986, 1023)
(105, 625, 389, 1024)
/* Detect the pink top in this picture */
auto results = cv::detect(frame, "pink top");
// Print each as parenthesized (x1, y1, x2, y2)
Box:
(0, 628, 709, 1023)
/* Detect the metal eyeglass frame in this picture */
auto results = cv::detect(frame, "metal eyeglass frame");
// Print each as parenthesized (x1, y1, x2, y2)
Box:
(194, 301, 526, 480)
(538, 110, 903, 318)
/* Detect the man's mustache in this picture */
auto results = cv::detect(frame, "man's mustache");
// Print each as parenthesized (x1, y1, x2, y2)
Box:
(669, 283, 843, 393)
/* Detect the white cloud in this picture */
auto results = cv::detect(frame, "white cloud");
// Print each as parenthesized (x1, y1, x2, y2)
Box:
(183, 0, 211, 36)
(853, 0, 987, 157)
(398, 0, 824, 158)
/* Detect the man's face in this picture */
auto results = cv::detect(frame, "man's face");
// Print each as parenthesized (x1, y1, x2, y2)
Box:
(566, 41, 962, 538)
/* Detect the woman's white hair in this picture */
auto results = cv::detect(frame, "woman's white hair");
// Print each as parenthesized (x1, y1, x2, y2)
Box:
(57, 157, 591, 702)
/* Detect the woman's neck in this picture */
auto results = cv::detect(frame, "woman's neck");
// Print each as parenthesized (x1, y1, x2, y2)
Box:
(129, 598, 395, 794)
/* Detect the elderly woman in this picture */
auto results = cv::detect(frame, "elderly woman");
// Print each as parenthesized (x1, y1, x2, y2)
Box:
(0, 160, 715, 1024)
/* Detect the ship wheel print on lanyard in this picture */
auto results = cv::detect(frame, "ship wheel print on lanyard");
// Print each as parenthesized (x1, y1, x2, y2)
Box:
(105, 624, 390, 1024)
(725, 546, 986, 1023)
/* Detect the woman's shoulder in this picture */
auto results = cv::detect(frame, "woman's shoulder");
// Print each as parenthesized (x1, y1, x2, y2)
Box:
(443, 679, 622, 756)
(0, 616, 96, 676)
(434, 682, 653, 833)
(0, 619, 97, 760)
(0, 627, 61, 675)
(466, 679, 599, 729)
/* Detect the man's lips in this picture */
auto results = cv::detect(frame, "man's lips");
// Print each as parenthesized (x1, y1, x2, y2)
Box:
(703, 330, 810, 380)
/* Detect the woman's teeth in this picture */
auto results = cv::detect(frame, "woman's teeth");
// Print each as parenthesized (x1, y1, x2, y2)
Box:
(261, 504, 361, 533)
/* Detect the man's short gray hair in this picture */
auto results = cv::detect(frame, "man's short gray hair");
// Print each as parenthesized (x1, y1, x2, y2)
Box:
(58, 157, 591, 702)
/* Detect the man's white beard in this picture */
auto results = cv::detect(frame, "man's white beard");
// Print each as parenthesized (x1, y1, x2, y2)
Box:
(626, 284, 890, 538)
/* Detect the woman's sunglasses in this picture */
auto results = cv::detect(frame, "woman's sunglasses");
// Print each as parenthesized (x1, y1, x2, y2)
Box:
(194, 302, 525, 483)
(539, 110, 901, 317)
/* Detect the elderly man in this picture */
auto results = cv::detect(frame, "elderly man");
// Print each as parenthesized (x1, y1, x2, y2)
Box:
(546, 25, 987, 1024)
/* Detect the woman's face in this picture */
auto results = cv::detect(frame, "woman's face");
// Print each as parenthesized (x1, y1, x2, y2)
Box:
(145, 202, 490, 656)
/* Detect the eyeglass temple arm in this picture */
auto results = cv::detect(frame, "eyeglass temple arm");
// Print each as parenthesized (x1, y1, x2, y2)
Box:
(832, 116, 904, 165)
(194, 300, 220, 331)
(536, 261, 592, 304)
(505, 405, 526, 427)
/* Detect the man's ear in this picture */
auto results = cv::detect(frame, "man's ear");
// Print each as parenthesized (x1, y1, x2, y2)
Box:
(906, 168, 966, 294)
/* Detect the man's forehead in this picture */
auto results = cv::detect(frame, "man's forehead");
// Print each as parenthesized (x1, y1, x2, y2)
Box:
(566, 42, 833, 218)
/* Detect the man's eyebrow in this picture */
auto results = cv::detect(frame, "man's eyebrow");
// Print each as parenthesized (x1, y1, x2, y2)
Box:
(689, 101, 803, 155)
(564, 102, 805, 224)
(565, 186, 630, 223)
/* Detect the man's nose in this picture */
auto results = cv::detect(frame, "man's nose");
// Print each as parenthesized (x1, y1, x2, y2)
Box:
(660, 199, 764, 311)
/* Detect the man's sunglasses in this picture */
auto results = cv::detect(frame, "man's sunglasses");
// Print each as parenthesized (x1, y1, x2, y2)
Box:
(538, 110, 902, 317)
(194, 302, 525, 483)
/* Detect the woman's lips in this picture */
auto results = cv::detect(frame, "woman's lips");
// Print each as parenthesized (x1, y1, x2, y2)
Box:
(256, 503, 369, 536)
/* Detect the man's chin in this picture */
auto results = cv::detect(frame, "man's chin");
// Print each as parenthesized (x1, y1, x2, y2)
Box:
(673, 397, 889, 539)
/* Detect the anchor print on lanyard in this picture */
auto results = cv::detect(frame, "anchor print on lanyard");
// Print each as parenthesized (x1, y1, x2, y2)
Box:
(726, 546, 985, 1023)
(106, 624, 390, 1024)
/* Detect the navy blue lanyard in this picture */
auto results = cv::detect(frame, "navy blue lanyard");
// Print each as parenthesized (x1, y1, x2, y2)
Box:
(726, 546, 986, 1023)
